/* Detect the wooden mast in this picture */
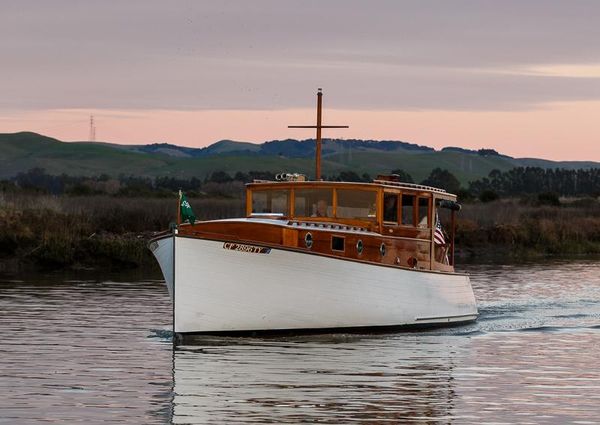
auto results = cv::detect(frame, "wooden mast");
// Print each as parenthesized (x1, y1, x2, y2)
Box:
(288, 88, 348, 180)
(315, 90, 323, 180)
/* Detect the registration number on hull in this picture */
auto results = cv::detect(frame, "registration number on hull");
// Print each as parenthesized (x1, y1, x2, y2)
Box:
(223, 242, 271, 254)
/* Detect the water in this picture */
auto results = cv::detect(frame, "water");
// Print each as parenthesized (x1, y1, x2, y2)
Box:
(1, 259, 599, 424)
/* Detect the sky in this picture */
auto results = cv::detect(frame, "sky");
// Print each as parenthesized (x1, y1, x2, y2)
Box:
(1, 0, 599, 160)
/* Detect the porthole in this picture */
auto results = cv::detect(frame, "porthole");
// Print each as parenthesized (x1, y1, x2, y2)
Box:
(304, 232, 313, 249)
(380, 243, 386, 257)
(356, 240, 364, 255)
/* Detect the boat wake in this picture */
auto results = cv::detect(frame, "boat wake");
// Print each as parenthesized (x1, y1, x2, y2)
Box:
(466, 297, 600, 335)
(147, 328, 174, 341)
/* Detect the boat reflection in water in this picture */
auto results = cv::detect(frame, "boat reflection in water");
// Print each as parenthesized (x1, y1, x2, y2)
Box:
(171, 334, 463, 423)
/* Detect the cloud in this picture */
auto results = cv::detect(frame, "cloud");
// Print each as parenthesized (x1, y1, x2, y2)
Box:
(2, 0, 600, 111)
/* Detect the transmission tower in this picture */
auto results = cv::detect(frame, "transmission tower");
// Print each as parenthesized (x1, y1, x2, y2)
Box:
(89, 115, 96, 142)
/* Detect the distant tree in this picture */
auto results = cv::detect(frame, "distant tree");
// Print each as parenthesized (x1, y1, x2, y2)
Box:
(233, 171, 250, 183)
(477, 149, 500, 156)
(421, 168, 461, 194)
(327, 171, 372, 182)
(479, 190, 499, 203)
(390, 169, 414, 183)
(208, 171, 233, 183)
(248, 171, 276, 181)
(457, 189, 475, 203)
(537, 192, 560, 206)
(335, 171, 364, 182)
(14, 168, 67, 194)
(67, 183, 98, 196)
(468, 167, 600, 197)
(0, 179, 16, 193)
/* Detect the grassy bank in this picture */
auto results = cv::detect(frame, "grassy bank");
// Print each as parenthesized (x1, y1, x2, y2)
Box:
(456, 198, 600, 259)
(0, 193, 598, 272)
(0, 193, 244, 272)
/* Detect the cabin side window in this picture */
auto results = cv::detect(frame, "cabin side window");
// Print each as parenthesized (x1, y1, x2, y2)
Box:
(251, 190, 289, 215)
(418, 197, 430, 228)
(294, 188, 333, 217)
(383, 193, 399, 223)
(336, 189, 377, 221)
(401, 194, 415, 226)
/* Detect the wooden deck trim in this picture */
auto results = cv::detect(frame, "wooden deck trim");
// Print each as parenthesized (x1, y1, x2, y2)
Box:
(175, 233, 468, 277)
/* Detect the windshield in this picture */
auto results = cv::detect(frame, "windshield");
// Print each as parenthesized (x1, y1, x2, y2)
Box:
(251, 190, 289, 215)
(336, 189, 377, 221)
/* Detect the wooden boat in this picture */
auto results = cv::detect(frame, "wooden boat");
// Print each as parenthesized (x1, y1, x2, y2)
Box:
(149, 90, 478, 336)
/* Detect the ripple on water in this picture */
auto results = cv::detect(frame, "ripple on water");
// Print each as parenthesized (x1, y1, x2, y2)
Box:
(0, 259, 599, 423)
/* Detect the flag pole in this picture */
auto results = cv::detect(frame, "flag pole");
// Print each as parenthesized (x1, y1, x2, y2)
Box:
(177, 189, 182, 227)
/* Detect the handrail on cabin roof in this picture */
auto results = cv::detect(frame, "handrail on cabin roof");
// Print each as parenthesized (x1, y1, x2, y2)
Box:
(371, 180, 447, 194)
(249, 179, 448, 195)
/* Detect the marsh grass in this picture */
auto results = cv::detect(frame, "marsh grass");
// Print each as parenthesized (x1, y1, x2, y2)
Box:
(0, 193, 244, 270)
(1, 193, 597, 270)
(456, 198, 600, 258)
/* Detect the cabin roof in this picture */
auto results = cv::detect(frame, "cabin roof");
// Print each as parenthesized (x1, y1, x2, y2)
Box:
(246, 179, 456, 200)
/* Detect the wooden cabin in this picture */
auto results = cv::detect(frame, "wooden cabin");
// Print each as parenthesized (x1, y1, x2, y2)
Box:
(177, 175, 460, 274)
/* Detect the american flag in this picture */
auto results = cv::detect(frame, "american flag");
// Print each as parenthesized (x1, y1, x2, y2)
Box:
(434, 212, 445, 245)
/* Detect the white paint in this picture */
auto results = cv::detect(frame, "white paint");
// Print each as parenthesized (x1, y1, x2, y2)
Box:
(150, 236, 174, 299)
(163, 236, 477, 333)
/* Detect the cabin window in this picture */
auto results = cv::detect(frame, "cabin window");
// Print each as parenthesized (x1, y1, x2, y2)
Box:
(336, 189, 377, 221)
(251, 190, 289, 215)
(294, 188, 333, 218)
(401, 194, 415, 226)
(383, 193, 398, 223)
(331, 236, 345, 252)
(418, 197, 430, 228)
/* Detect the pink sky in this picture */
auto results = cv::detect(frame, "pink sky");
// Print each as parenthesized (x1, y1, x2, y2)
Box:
(2, 1, 600, 162)
(2, 100, 599, 161)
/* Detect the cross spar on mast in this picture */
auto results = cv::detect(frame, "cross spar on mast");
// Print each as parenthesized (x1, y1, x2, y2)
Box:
(288, 89, 349, 180)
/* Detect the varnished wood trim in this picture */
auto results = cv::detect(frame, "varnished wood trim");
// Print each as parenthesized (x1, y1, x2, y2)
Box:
(175, 234, 468, 277)
(245, 188, 252, 216)
(332, 187, 338, 217)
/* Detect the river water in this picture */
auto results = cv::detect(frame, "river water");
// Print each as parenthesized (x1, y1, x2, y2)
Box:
(1, 259, 599, 424)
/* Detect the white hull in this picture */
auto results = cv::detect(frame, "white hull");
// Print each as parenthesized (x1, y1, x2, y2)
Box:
(152, 235, 477, 333)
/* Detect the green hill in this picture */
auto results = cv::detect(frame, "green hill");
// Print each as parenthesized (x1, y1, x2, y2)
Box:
(0, 132, 597, 184)
(0, 132, 174, 178)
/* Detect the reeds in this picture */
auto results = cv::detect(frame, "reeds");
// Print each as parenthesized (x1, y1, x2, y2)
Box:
(456, 198, 600, 258)
(1, 193, 597, 270)
(0, 193, 244, 270)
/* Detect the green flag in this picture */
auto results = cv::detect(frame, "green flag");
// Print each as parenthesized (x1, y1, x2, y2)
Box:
(180, 192, 196, 225)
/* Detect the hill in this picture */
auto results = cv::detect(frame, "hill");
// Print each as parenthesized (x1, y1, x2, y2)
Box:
(0, 132, 598, 184)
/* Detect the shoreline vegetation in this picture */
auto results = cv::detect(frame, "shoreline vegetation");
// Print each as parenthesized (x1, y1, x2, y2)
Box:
(1, 166, 598, 272)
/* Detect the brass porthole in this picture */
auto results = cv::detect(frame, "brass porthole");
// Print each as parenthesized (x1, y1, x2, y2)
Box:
(304, 232, 313, 249)
(380, 243, 386, 257)
(356, 239, 364, 255)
